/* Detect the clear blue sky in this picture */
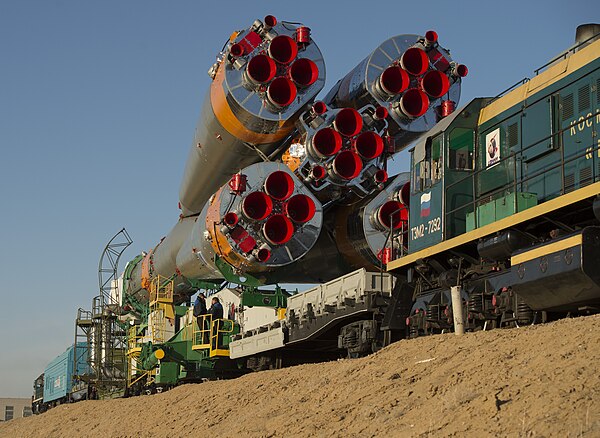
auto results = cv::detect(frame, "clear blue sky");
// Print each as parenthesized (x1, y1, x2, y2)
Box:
(0, 0, 594, 397)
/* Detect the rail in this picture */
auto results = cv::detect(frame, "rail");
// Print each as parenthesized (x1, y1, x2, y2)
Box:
(126, 325, 151, 388)
(210, 319, 235, 357)
(149, 275, 174, 344)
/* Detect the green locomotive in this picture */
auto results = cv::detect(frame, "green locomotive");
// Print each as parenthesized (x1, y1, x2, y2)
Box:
(386, 28, 600, 335)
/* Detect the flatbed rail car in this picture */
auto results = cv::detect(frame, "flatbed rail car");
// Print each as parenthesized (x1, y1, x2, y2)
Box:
(384, 34, 600, 335)
(230, 269, 395, 367)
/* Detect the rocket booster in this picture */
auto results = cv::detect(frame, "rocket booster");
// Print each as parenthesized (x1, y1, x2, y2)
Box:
(119, 19, 468, 308)
(179, 16, 326, 216)
(324, 32, 467, 152)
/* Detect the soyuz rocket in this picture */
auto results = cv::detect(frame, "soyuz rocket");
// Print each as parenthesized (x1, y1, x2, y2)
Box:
(121, 15, 468, 306)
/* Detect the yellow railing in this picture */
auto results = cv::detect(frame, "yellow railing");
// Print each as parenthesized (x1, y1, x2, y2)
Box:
(149, 276, 174, 344)
(210, 319, 235, 358)
(126, 325, 151, 387)
(192, 315, 234, 357)
(149, 275, 173, 304)
(127, 325, 142, 352)
(192, 314, 212, 350)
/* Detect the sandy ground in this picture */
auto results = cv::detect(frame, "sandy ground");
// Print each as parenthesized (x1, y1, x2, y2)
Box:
(2, 315, 599, 437)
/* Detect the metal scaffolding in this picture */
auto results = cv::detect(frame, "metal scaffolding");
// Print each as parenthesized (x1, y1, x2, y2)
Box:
(76, 228, 133, 399)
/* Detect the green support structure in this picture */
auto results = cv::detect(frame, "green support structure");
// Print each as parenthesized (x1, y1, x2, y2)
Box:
(214, 256, 265, 287)
(241, 286, 289, 309)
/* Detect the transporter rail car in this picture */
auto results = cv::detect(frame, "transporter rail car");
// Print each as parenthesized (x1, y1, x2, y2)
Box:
(33, 18, 600, 405)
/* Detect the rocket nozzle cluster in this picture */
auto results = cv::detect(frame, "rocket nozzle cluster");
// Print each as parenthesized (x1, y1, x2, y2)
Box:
(377, 32, 467, 122)
(289, 103, 391, 201)
(322, 30, 468, 153)
(225, 16, 324, 112)
(205, 163, 322, 271)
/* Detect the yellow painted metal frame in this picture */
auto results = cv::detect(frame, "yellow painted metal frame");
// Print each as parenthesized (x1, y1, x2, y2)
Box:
(192, 314, 212, 350)
(127, 325, 152, 388)
(191, 314, 233, 357)
(511, 234, 582, 265)
(387, 181, 600, 271)
(149, 276, 175, 344)
(209, 319, 235, 358)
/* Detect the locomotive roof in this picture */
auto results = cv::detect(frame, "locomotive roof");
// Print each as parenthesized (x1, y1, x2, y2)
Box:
(479, 37, 600, 126)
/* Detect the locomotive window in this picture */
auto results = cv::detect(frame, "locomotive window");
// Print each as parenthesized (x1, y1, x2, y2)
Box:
(431, 135, 442, 184)
(412, 134, 442, 192)
(449, 128, 474, 170)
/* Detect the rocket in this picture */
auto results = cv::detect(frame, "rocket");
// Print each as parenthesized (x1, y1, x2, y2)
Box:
(120, 15, 467, 307)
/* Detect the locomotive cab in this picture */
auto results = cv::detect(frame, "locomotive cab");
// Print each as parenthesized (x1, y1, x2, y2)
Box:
(408, 98, 485, 252)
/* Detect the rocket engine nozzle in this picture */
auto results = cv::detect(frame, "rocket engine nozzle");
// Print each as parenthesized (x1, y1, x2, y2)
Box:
(230, 43, 245, 58)
(290, 58, 319, 87)
(379, 66, 409, 95)
(242, 192, 273, 221)
(376, 200, 408, 230)
(269, 35, 298, 64)
(267, 77, 298, 108)
(355, 131, 384, 160)
(284, 194, 316, 223)
(264, 15, 277, 28)
(334, 108, 363, 137)
(332, 150, 363, 180)
(255, 247, 271, 262)
(452, 63, 469, 77)
(246, 54, 277, 84)
(311, 101, 327, 116)
(401, 47, 429, 76)
(263, 214, 295, 245)
(223, 212, 239, 227)
(374, 169, 388, 184)
(421, 70, 450, 98)
(264, 170, 295, 201)
(310, 165, 326, 180)
(312, 127, 343, 157)
(375, 106, 389, 120)
(425, 30, 438, 46)
(398, 88, 430, 118)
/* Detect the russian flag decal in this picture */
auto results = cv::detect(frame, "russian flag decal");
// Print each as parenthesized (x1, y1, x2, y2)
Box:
(420, 192, 431, 218)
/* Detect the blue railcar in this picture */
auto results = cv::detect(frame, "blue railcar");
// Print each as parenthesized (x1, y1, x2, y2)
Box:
(43, 343, 89, 405)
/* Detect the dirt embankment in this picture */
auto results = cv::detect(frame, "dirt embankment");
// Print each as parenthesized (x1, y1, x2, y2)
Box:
(3, 315, 600, 437)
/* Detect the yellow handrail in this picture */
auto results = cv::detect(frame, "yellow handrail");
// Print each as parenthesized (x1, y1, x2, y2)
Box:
(209, 319, 234, 357)
(192, 314, 212, 349)
(192, 315, 235, 357)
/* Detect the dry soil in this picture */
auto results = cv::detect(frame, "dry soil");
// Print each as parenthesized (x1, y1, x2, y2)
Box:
(2, 315, 600, 437)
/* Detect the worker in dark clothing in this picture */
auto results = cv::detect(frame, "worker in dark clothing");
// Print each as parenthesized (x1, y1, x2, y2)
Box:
(208, 296, 224, 320)
(208, 296, 224, 349)
(193, 293, 208, 332)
